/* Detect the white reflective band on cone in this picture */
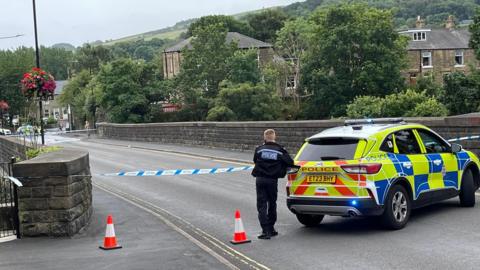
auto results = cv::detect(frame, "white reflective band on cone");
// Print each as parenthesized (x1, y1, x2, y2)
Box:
(235, 218, 245, 233)
(105, 224, 115, 237)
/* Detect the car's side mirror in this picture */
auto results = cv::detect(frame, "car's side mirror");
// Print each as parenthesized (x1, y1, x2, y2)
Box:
(451, 143, 463, 153)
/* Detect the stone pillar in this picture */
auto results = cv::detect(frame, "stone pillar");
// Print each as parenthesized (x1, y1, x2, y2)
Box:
(13, 149, 92, 237)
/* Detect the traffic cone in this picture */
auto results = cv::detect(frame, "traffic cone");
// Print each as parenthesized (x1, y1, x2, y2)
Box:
(99, 215, 122, 250)
(230, 210, 251, 245)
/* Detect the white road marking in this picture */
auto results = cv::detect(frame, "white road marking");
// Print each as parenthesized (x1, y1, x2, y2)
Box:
(94, 182, 271, 270)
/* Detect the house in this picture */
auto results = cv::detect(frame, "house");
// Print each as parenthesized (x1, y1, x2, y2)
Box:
(400, 16, 479, 85)
(163, 32, 274, 79)
(42, 80, 72, 129)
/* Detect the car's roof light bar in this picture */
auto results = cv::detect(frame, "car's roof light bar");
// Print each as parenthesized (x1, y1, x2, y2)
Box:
(344, 118, 405, 126)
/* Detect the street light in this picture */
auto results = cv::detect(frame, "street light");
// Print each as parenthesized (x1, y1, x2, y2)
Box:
(32, 0, 45, 145)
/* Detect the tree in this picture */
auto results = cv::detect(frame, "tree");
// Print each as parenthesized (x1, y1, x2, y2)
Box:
(186, 15, 251, 37)
(40, 46, 73, 80)
(302, 4, 407, 118)
(470, 8, 480, 60)
(207, 82, 282, 121)
(276, 18, 313, 107)
(58, 70, 93, 126)
(246, 9, 289, 43)
(177, 23, 237, 100)
(75, 44, 112, 74)
(0, 47, 34, 125)
(226, 50, 260, 84)
(95, 58, 155, 123)
(443, 72, 480, 115)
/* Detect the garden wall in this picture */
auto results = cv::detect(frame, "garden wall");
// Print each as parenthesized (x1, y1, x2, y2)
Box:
(97, 113, 480, 156)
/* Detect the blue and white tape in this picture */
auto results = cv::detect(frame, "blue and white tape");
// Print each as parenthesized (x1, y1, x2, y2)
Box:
(448, 135, 480, 143)
(102, 166, 254, 177)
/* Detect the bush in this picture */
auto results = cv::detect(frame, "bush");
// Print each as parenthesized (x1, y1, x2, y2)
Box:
(347, 89, 448, 118)
(207, 82, 283, 121)
(26, 146, 62, 160)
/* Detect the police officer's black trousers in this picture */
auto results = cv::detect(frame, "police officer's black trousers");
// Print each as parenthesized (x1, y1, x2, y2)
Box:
(256, 177, 278, 233)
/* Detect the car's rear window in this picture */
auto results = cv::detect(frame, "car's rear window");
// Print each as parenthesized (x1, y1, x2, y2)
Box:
(297, 138, 360, 161)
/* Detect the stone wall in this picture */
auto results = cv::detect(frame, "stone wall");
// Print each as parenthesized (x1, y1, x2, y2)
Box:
(0, 137, 28, 162)
(13, 148, 92, 237)
(97, 114, 480, 156)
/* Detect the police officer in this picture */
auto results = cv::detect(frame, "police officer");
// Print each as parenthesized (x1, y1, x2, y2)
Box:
(252, 129, 295, 239)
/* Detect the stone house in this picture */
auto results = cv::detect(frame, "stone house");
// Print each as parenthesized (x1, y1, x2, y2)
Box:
(163, 32, 274, 79)
(42, 80, 72, 129)
(400, 16, 479, 85)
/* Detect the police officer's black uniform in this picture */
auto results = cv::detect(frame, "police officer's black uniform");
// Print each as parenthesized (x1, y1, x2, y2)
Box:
(252, 141, 295, 239)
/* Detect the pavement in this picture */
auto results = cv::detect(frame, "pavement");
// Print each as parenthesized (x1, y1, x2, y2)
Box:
(0, 188, 227, 270)
(3, 135, 480, 269)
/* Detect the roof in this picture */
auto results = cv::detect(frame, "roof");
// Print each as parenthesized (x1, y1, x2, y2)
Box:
(54, 80, 67, 95)
(164, 32, 272, 53)
(308, 123, 422, 140)
(400, 28, 471, 50)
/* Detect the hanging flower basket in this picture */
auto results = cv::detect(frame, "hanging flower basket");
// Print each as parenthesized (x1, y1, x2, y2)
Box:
(0, 100, 8, 111)
(20, 67, 56, 100)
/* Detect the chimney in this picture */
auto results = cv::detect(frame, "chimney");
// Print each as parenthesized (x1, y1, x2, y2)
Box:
(446, 15, 455, 30)
(416, 16, 425, 29)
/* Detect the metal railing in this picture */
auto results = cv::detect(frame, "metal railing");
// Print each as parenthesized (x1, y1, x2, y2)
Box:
(0, 158, 21, 240)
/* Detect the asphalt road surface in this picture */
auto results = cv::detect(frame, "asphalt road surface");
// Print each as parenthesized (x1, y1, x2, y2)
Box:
(63, 138, 480, 270)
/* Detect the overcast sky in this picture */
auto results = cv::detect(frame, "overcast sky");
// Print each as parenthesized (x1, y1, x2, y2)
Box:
(0, 0, 300, 50)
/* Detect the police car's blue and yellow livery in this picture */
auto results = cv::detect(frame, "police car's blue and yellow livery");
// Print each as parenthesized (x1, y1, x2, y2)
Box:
(286, 118, 480, 229)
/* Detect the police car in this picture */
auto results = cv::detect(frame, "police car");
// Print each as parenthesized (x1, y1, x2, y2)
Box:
(286, 118, 480, 229)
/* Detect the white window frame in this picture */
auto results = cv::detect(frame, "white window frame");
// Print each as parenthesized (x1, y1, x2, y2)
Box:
(422, 51, 432, 68)
(286, 75, 297, 90)
(413, 31, 427, 41)
(455, 50, 464, 66)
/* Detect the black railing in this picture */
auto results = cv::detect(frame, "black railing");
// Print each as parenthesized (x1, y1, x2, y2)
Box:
(0, 158, 20, 239)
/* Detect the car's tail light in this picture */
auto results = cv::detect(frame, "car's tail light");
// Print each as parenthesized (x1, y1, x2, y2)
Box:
(341, 164, 382, 174)
(287, 167, 299, 181)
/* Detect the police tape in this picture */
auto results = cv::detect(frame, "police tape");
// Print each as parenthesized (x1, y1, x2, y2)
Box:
(101, 166, 254, 177)
(448, 135, 480, 143)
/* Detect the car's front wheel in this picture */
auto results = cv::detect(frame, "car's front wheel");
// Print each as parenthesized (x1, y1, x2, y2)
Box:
(296, 214, 324, 227)
(381, 185, 411, 230)
(459, 169, 475, 207)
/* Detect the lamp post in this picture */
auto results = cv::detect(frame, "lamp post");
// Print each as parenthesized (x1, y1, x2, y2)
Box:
(32, 0, 45, 145)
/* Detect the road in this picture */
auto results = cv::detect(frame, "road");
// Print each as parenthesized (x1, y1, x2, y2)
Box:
(63, 138, 480, 269)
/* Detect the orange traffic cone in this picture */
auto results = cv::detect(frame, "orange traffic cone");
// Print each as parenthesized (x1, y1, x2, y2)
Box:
(99, 215, 122, 250)
(230, 210, 251, 245)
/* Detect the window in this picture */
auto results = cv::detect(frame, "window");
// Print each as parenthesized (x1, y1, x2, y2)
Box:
(394, 130, 421, 155)
(416, 129, 450, 153)
(455, 50, 464, 66)
(380, 134, 395, 153)
(297, 138, 361, 161)
(413, 32, 427, 41)
(422, 51, 432, 67)
(286, 75, 296, 89)
(44, 109, 49, 116)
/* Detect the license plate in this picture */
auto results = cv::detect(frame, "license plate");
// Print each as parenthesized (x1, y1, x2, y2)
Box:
(306, 175, 336, 183)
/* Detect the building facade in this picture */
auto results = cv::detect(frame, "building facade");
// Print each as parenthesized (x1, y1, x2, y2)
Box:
(401, 16, 479, 85)
(163, 32, 274, 79)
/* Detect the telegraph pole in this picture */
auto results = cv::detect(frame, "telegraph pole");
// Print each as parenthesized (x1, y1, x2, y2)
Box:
(32, 0, 45, 145)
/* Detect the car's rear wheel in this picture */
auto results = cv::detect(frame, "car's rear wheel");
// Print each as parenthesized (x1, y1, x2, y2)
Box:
(460, 169, 475, 207)
(381, 185, 411, 230)
(296, 214, 324, 227)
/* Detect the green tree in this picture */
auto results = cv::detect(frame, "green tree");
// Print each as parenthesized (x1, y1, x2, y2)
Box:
(0, 47, 34, 125)
(302, 4, 407, 118)
(226, 50, 260, 84)
(470, 8, 480, 60)
(246, 9, 289, 43)
(177, 23, 237, 101)
(95, 58, 155, 123)
(40, 46, 73, 80)
(74, 44, 112, 74)
(443, 72, 480, 115)
(186, 15, 251, 37)
(207, 82, 282, 121)
(58, 70, 93, 124)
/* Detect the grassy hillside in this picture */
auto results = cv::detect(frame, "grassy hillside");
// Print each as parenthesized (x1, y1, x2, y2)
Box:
(101, 0, 479, 46)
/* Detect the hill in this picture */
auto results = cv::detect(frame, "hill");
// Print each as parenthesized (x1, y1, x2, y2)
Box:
(100, 0, 480, 45)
